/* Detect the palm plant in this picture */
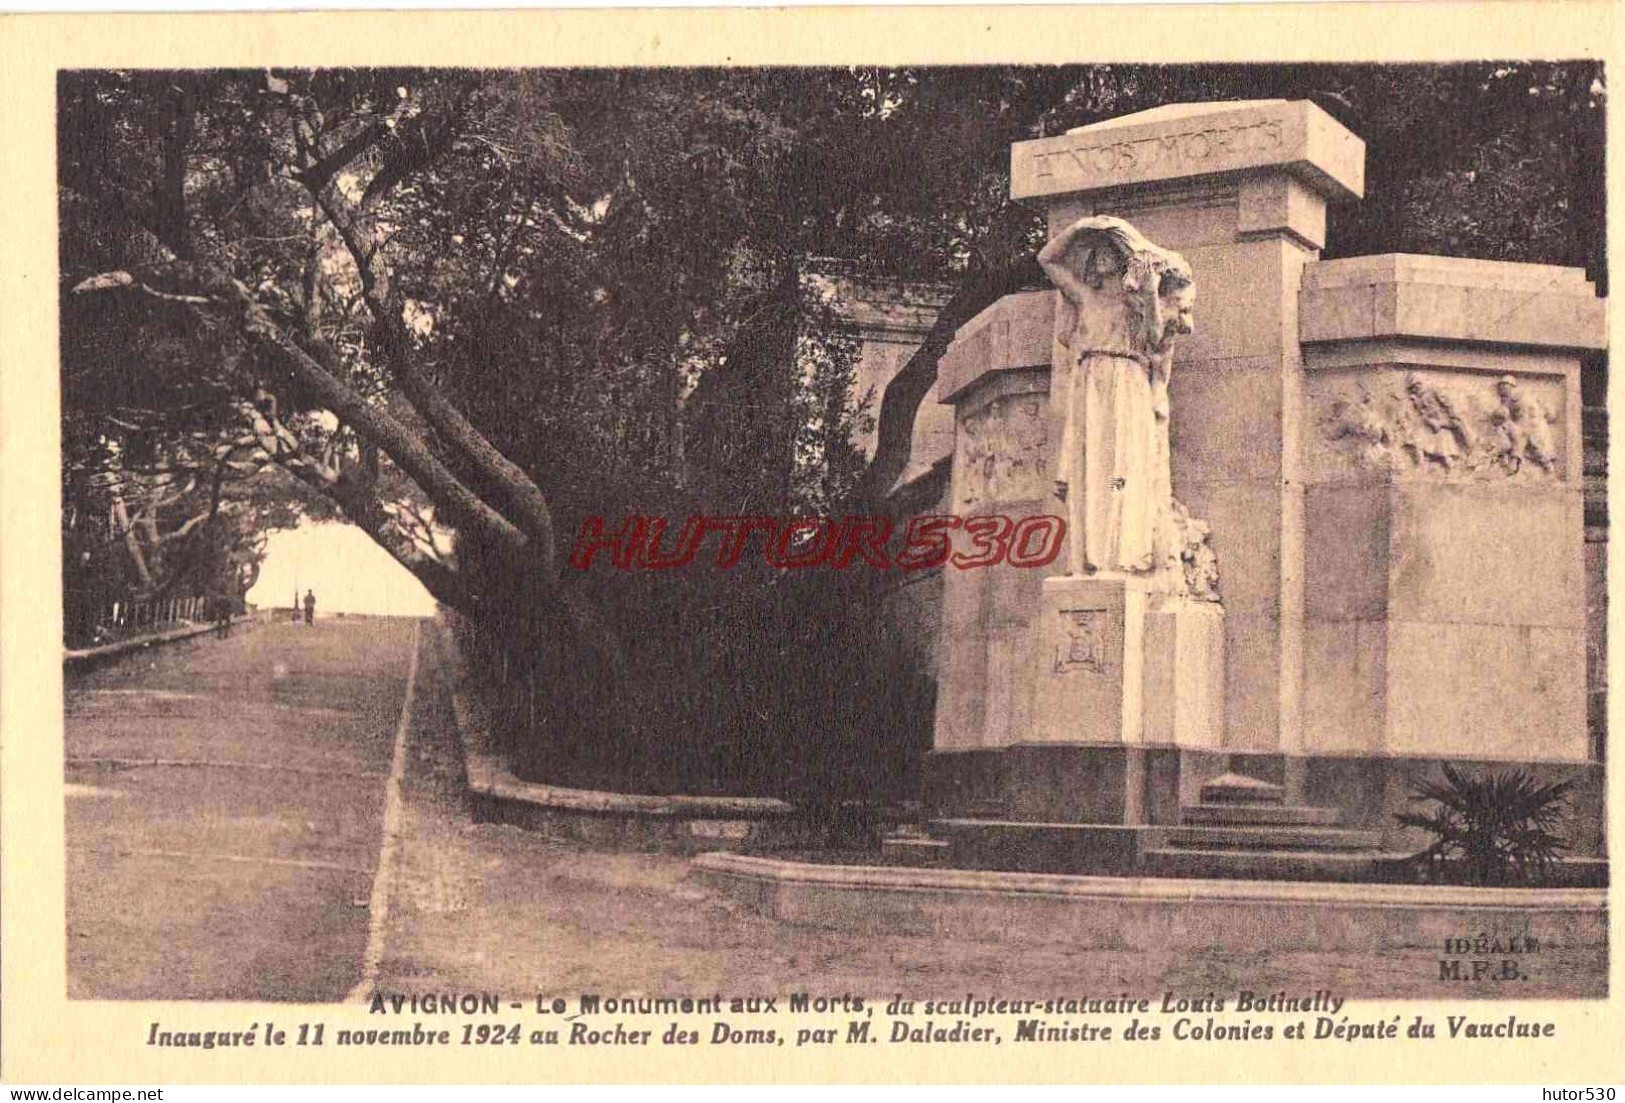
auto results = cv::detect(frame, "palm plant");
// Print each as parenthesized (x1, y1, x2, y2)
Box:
(1396, 764, 1572, 886)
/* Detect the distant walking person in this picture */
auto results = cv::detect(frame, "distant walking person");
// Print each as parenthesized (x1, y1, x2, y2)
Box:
(303, 588, 317, 626)
(214, 592, 233, 639)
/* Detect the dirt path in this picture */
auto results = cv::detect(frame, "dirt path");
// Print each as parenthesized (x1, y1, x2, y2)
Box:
(65, 615, 420, 1001)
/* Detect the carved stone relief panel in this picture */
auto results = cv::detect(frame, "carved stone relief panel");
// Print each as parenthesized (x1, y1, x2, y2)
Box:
(1310, 369, 1566, 482)
(955, 392, 1051, 508)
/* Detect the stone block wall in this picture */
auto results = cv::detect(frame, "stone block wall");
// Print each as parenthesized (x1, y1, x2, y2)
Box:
(809, 262, 955, 484)
(1298, 255, 1604, 765)
(825, 103, 1608, 834)
(1582, 390, 1608, 761)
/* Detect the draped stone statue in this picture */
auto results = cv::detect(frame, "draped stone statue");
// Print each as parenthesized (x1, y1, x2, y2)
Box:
(1039, 216, 1200, 592)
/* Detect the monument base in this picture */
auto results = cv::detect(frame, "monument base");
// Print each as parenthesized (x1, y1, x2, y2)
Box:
(1031, 575, 1225, 750)
(921, 749, 1606, 858)
(929, 575, 1223, 825)
(922, 744, 1218, 827)
(925, 819, 1170, 876)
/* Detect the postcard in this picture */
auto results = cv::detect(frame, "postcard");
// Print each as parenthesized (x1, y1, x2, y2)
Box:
(2, 2, 1620, 1085)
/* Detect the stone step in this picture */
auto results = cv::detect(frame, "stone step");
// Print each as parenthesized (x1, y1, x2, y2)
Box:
(880, 835, 953, 866)
(927, 819, 1165, 876)
(1142, 847, 1402, 884)
(1164, 824, 1384, 852)
(1181, 803, 1343, 827)
(1199, 772, 1285, 805)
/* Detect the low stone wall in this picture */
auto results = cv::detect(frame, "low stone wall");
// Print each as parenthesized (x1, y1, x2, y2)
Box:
(63, 611, 265, 669)
(693, 853, 1608, 955)
(437, 620, 829, 854)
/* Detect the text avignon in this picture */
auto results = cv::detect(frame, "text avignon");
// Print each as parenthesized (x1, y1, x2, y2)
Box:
(368, 992, 501, 1015)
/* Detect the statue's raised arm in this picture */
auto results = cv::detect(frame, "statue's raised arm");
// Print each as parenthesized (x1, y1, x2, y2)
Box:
(1038, 216, 1157, 295)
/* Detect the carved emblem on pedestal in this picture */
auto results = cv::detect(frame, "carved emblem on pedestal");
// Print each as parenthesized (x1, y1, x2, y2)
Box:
(1055, 608, 1108, 675)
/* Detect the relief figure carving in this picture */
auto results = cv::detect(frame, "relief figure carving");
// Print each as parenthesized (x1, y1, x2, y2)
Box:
(956, 395, 1049, 508)
(1402, 372, 1474, 469)
(1491, 375, 1558, 474)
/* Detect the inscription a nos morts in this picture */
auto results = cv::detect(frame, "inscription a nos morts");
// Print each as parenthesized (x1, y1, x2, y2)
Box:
(1030, 118, 1284, 184)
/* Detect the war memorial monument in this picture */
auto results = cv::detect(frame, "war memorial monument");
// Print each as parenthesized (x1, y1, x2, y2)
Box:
(697, 100, 1608, 945)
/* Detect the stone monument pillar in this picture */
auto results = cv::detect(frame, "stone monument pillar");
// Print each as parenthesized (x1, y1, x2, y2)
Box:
(928, 100, 1364, 822)
(1294, 254, 1606, 851)
(923, 98, 1605, 860)
(1012, 100, 1365, 799)
(1028, 216, 1223, 824)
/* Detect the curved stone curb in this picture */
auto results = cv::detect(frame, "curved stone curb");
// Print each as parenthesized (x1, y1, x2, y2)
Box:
(436, 620, 806, 853)
(692, 853, 1608, 954)
(64, 612, 264, 667)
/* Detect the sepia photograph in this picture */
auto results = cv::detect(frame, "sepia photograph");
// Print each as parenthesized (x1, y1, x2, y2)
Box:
(2, 4, 1619, 1086)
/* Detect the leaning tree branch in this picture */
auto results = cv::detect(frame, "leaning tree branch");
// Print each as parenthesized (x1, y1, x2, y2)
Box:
(148, 445, 245, 599)
(294, 118, 391, 196)
(230, 396, 472, 609)
(111, 498, 157, 592)
(279, 84, 558, 562)
(309, 173, 559, 570)
(73, 265, 531, 565)
(72, 271, 212, 304)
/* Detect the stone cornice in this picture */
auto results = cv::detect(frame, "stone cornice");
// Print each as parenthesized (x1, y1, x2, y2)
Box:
(1301, 254, 1607, 352)
(1013, 100, 1364, 206)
